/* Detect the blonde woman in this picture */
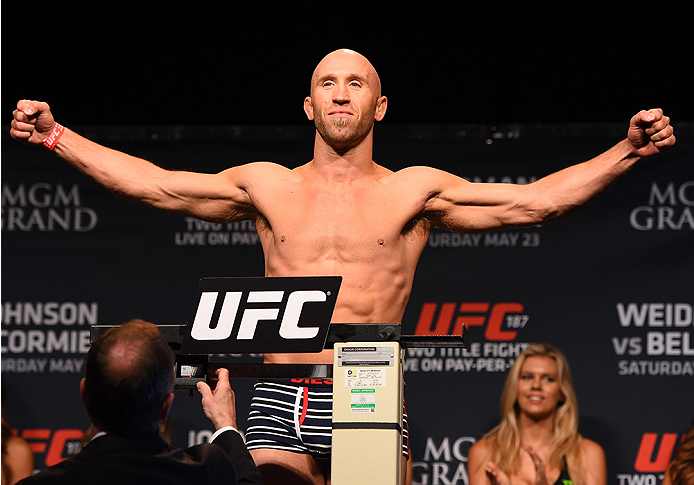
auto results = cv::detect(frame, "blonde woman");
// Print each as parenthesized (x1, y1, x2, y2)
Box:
(468, 343, 606, 485)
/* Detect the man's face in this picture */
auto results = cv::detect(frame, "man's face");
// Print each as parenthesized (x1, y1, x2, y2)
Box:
(305, 50, 387, 151)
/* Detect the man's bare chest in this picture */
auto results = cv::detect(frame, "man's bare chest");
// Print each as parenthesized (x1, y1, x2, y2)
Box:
(257, 183, 429, 256)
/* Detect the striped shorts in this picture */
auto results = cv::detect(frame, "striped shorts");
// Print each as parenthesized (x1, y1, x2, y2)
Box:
(245, 379, 409, 460)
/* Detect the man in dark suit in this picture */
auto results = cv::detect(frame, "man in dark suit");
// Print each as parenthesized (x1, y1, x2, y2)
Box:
(18, 319, 263, 484)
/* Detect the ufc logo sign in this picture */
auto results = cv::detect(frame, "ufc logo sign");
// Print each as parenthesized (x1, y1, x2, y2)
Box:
(180, 277, 341, 354)
(191, 290, 327, 341)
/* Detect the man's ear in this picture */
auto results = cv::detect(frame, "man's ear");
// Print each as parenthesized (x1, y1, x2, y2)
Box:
(161, 393, 175, 423)
(375, 96, 388, 121)
(79, 378, 87, 408)
(303, 96, 314, 120)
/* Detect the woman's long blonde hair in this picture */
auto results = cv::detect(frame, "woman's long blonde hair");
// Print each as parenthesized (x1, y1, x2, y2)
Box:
(482, 343, 585, 484)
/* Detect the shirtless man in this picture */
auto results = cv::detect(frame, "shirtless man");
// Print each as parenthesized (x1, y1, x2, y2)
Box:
(11, 49, 675, 484)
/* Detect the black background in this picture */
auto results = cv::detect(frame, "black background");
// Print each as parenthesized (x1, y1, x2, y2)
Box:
(2, 5, 693, 126)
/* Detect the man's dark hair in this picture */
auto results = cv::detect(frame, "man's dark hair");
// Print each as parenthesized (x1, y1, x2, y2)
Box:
(83, 319, 174, 437)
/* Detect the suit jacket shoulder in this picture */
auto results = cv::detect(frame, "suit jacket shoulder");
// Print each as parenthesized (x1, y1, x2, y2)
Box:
(17, 430, 262, 485)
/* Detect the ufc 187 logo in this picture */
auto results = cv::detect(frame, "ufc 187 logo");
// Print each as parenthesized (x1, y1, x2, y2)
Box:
(414, 302, 528, 341)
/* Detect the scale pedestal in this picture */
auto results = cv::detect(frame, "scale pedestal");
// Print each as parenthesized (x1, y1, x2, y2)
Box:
(332, 341, 404, 484)
(90, 277, 467, 485)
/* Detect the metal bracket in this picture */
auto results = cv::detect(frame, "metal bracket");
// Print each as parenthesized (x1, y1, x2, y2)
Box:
(90, 323, 467, 390)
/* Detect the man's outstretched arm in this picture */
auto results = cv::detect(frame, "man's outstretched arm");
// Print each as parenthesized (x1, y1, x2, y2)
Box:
(420, 108, 676, 232)
(10, 100, 260, 223)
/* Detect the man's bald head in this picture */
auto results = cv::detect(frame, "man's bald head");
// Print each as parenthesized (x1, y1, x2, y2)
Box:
(82, 319, 174, 437)
(310, 48, 382, 97)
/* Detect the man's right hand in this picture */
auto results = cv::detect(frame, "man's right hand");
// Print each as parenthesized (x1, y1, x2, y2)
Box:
(197, 367, 238, 431)
(10, 100, 56, 145)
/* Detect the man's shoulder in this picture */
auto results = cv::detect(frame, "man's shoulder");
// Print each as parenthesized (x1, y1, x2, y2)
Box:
(382, 166, 465, 194)
(230, 160, 303, 183)
(389, 165, 457, 180)
(17, 460, 76, 485)
(17, 439, 242, 485)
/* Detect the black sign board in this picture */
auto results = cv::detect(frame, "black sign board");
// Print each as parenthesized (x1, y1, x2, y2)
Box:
(179, 276, 342, 354)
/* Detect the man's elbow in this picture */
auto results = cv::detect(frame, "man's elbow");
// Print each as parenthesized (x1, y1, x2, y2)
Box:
(528, 200, 580, 226)
(518, 191, 580, 226)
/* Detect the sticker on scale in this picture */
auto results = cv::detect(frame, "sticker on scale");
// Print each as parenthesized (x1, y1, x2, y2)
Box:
(344, 368, 386, 387)
(351, 388, 376, 413)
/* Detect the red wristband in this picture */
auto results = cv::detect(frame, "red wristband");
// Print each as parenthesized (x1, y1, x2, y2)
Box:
(42, 123, 64, 151)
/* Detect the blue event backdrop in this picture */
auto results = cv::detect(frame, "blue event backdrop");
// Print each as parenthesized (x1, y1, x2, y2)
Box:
(2, 121, 693, 484)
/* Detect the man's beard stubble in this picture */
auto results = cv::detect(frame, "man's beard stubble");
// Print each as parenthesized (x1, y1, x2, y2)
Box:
(331, 117, 350, 129)
(315, 114, 371, 151)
